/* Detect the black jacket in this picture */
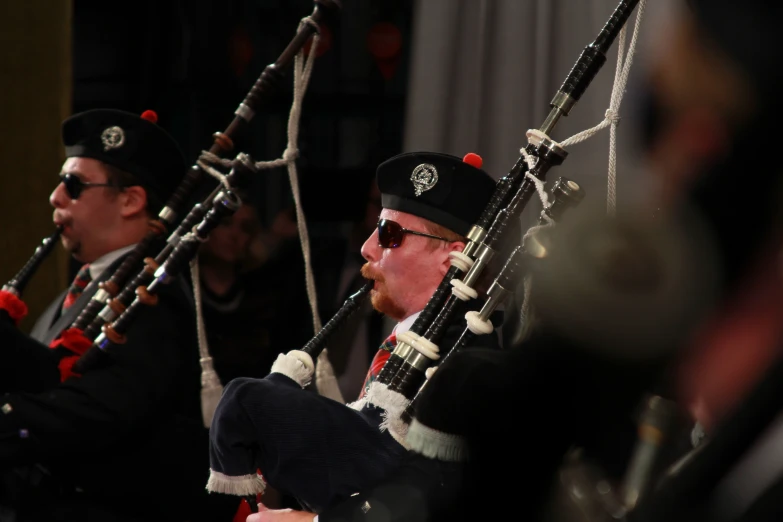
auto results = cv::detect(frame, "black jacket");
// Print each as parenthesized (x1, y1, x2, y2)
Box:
(0, 261, 237, 521)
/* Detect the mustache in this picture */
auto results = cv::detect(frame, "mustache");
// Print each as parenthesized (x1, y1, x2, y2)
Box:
(361, 263, 385, 284)
(53, 211, 71, 227)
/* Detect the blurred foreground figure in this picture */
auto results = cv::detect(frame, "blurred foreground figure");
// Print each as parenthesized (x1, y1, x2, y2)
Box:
(626, 1, 783, 520)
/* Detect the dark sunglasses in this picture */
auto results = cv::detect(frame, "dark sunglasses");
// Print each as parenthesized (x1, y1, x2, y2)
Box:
(377, 218, 450, 248)
(59, 173, 127, 200)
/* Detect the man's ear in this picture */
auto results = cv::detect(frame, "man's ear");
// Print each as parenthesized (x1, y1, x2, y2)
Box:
(440, 241, 466, 277)
(119, 186, 148, 219)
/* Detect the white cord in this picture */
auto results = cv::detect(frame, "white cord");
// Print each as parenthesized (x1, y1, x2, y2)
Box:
(279, 19, 323, 335)
(513, 2, 647, 335)
(197, 17, 323, 338)
(190, 17, 339, 407)
(190, 255, 223, 428)
(524, 172, 554, 225)
(265, 19, 344, 403)
(197, 156, 231, 189)
(518, 146, 538, 171)
(559, 0, 647, 216)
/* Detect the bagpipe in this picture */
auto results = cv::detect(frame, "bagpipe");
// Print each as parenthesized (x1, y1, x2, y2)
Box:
(0, 228, 68, 392)
(0, 226, 62, 326)
(396, 177, 585, 434)
(361, 0, 645, 436)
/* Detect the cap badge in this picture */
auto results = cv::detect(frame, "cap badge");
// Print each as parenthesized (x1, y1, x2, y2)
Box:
(411, 163, 438, 197)
(101, 126, 125, 151)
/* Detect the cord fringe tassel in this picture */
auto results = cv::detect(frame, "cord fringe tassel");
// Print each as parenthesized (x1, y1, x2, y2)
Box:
(206, 469, 266, 496)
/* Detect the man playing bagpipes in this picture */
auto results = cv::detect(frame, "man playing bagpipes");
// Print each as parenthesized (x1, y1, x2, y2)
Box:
(206, 151, 503, 515)
(0, 109, 237, 521)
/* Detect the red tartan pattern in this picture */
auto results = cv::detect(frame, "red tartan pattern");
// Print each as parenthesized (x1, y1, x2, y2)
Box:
(61, 264, 91, 312)
(358, 333, 397, 399)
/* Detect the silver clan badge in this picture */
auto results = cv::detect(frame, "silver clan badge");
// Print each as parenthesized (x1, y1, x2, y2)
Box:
(101, 126, 125, 151)
(410, 163, 438, 197)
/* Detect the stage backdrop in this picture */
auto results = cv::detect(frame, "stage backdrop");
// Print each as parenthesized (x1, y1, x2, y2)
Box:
(401, 0, 676, 217)
(0, 0, 72, 332)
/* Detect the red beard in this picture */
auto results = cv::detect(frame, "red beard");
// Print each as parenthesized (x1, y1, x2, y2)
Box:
(361, 263, 405, 320)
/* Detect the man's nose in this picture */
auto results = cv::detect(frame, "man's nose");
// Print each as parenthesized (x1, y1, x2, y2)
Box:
(49, 180, 70, 208)
(361, 228, 380, 262)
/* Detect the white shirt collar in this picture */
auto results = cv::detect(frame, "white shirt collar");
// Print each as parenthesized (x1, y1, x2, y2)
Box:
(392, 310, 422, 337)
(88, 244, 137, 280)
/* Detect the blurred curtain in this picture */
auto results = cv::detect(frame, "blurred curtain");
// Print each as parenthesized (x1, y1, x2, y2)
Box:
(402, 0, 663, 210)
(0, 0, 72, 332)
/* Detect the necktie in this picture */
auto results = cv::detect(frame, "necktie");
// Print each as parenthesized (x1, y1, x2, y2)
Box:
(357, 333, 397, 400)
(61, 263, 91, 314)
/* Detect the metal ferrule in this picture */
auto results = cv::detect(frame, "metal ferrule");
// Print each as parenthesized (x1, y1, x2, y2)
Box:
(235, 102, 255, 122)
(1, 286, 18, 296)
(539, 92, 576, 136)
(210, 192, 241, 222)
(479, 281, 509, 321)
(213, 190, 231, 206)
(390, 340, 415, 360)
(98, 306, 117, 323)
(462, 226, 487, 258)
(167, 231, 181, 246)
(151, 267, 171, 289)
(95, 333, 109, 350)
(404, 350, 435, 371)
(158, 206, 177, 224)
(550, 91, 577, 116)
(539, 107, 564, 137)
(462, 243, 495, 288)
(92, 288, 110, 304)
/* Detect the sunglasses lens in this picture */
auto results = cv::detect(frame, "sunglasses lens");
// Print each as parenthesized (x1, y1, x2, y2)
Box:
(378, 219, 403, 248)
(62, 175, 82, 199)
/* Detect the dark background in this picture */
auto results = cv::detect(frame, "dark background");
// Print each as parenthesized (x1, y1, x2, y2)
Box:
(71, 0, 413, 228)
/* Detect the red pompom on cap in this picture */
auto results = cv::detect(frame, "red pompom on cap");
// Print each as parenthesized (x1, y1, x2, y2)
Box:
(140, 110, 158, 124)
(463, 152, 483, 169)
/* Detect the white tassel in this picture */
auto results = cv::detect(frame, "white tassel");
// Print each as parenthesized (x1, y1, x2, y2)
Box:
(380, 409, 410, 441)
(387, 419, 411, 450)
(206, 469, 266, 495)
(190, 259, 224, 428)
(200, 366, 224, 428)
(405, 418, 468, 463)
(365, 382, 410, 420)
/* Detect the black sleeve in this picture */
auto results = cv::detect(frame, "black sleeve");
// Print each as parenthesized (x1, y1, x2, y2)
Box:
(0, 320, 60, 394)
(0, 281, 196, 467)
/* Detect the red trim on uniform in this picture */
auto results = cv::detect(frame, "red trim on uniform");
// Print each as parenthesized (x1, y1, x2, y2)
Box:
(50, 327, 92, 355)
(58, 355, 82, 382)
(0, 290, 28, 325)
(49, 328, 92, 382)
